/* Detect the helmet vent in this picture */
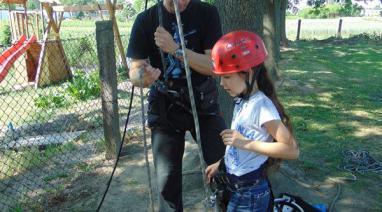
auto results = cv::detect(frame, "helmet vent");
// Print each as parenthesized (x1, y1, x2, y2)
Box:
(231, 54, 236, 59)
(255, 44, 259, 49)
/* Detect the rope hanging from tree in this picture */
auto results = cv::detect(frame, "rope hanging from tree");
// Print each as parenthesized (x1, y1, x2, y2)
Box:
(171, 0, 217, 210)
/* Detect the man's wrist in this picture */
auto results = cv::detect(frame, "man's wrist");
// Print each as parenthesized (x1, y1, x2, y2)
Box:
(171, 45, 180, 55)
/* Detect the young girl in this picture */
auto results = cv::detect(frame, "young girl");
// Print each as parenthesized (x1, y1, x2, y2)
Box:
(206, 31, 299, 212)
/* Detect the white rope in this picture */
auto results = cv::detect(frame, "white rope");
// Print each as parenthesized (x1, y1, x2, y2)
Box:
(139, 69, 155, 212)
(171, 0, 215, 210)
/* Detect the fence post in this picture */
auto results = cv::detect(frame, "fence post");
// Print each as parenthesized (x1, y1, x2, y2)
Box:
(96, 20, 121, 159)
(296, 19, 301, 40)
(337, 18, 343, 38)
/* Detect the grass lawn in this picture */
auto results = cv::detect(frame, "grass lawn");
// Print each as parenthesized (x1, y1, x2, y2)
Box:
(1, 16, 382, 210)
(286, 17, 382, 40)
(278, 37, 382, 210)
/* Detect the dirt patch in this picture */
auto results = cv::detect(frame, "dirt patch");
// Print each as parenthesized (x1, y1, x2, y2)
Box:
(19, 130, 379, 211)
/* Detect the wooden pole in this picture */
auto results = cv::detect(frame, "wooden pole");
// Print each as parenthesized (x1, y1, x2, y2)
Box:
(41, 3, 45, 32)
(105, 0, 129, 75)
(97, 3, 104, 20)
(35, 12, 40, 39)
(23, 2, 29, 37)
(337, 18, 343, 38)
(8, 4, 15, 42)
(96, 20, 121, 159)
(296, 19, 301, 40)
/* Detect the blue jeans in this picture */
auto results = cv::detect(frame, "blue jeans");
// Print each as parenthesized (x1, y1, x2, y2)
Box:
(227, 178, 271, 212)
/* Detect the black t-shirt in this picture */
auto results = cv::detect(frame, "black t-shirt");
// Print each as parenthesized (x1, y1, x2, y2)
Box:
(127, 0, 222, 86)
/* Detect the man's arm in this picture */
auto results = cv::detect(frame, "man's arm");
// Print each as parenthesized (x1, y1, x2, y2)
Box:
(154, 27, 214, 76)
(129, 59, 161, 88)
(181, 49, 214, 76)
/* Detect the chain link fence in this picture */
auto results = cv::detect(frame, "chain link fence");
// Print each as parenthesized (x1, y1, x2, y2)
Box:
(0, 33, 133, 211)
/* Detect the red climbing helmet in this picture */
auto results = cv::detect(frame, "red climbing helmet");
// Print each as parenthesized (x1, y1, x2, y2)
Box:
(212, 31, 268, 75)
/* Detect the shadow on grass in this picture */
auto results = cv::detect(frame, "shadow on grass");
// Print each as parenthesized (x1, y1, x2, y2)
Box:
(278, 37, 382, 210)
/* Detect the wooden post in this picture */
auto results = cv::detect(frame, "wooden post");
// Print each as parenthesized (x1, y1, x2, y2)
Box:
(96, 21, 121, 159)
(296, 19, 301, 40)
(23, 2, 28, 37)
(35, 13, 40, 39)
(337, 18, 343, 38)
(105, 0, 129, 75)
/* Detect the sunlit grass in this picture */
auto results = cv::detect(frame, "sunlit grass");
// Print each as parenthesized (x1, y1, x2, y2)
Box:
(279, 38, 382, 207)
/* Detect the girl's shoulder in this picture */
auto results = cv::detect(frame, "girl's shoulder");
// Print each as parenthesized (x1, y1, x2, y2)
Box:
(249, 92, 280, 122)
(248, 91, 274, 107)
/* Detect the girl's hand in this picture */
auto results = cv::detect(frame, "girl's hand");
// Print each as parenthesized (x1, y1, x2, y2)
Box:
(205, 160, 220, 183)
(220, 129, 250, 149)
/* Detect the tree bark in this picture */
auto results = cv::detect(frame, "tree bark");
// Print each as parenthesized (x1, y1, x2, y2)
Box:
(263, 0, 281, 81)
(280, 0, 288, 47)
(215, 0, 265, 125)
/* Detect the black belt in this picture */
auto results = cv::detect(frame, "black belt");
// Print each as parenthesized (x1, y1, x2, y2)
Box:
(214, 163, 267, 191)
(230, 178, 263, 191)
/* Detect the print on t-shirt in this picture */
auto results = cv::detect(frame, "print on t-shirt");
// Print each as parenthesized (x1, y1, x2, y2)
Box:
(164, 22, 196, 80)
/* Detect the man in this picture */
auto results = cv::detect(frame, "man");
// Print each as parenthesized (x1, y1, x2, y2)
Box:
(127, 0, 226, 211)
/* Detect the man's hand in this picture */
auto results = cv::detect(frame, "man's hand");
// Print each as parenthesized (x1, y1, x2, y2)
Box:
(130, 60, 161, 87)
(154, 26, 179, 54)
(141, 63, 161, 87)
(220, 129, 251, 149)
(205, 160, 220, 183)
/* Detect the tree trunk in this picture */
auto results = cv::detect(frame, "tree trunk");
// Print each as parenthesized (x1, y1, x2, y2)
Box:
(263, 0, 281, 81)
(280, 0, 288, 47)
(214, 0, 265, 125)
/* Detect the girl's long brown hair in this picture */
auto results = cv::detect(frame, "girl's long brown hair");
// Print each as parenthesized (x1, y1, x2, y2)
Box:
(254, 64, 295, 171)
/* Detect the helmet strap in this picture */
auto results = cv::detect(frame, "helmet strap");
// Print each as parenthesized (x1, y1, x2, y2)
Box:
(240, 65, 262, 100)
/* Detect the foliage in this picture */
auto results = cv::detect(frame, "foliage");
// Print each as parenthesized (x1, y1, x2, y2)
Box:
(299, 3, 363, 18)
(66, 70, 100, 101)
(341, 0, 363, 17)
(348, 32, 382, 41)
(307, 0, 326, 8)
(117, 65, 129, 80)
(0, 3, 15, 9)
(118, 2, 137, 21)
(26, 0, 38, 10)
(0, 23, 11, 46)
(35, 69, 100, 108)
(35, 91, 69, 109)
(202, 0, 215, 4)
(64, 36, 97, 67)
(76, 11, 85, 19)
(60, 0, 97, 6)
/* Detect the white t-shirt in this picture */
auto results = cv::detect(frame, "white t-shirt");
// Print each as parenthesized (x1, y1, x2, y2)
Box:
(225, 91, 281, 176)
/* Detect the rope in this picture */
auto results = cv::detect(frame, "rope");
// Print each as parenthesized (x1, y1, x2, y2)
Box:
(96, 0, 155, 211)
(157, 0, 167, 72)
(139, 69, 155, 212)
(342, 149, 382, 174)
(279, 149, 382, 212)
(96, 85, 135, 212)
(327, 174, 356, 212)
(171, 0, 213, 210)
(327, 150, 382, 212)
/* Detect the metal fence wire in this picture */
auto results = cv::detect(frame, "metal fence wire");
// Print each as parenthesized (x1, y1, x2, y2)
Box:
(0, 34, 133, 211)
